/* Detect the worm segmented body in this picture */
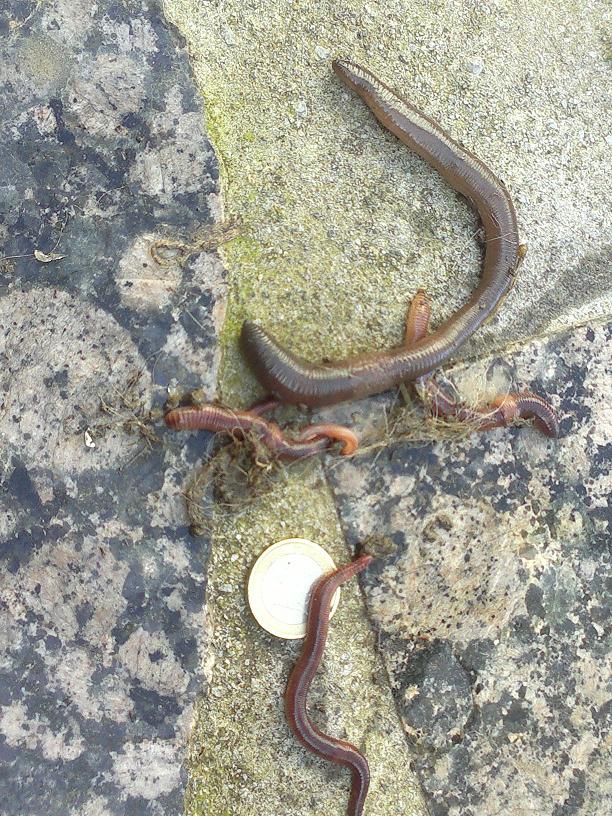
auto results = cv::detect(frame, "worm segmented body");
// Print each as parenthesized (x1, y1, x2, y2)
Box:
(404, 291, 559, 437)
(414, 380, 559, 437)
(164, 404, 358, 459)
(480, 393, 559, 437)
(285, 555, 373, 816)
(242, 59, 524, 407)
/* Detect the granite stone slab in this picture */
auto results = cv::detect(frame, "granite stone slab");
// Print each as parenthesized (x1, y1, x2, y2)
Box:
(0, 2, 225, 813)
(323, 322, 611, 816)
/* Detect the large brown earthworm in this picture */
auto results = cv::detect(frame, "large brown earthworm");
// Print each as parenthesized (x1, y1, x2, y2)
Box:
(241, 59, 528, 407)
(164, 404, 358, 459)
(285, 555, 373, 816)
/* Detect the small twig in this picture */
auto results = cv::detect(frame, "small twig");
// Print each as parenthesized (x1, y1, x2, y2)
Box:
(150, 218, 240, 267)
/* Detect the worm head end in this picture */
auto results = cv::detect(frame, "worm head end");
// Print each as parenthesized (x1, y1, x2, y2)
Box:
(240, 320, 271, 366)
(164, 408, 182, 429)
(331, 58, 350, 77)
(332, 59, 373, 92)
(240, 319, 260, 340)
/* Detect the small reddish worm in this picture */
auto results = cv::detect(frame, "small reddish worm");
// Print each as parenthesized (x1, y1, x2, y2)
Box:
(285, 555, 373, 816)
(404, 290, 559, 437)
(164, 403, 358, 459)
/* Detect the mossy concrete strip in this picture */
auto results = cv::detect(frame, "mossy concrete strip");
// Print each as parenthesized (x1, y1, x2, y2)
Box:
(185, 463, 426, 816)
(165, 0, 610, 407)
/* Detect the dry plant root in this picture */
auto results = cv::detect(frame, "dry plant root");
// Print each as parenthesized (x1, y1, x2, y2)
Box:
(149, 218, 240, 267)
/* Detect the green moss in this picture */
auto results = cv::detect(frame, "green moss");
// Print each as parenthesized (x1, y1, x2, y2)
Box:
(215, 235, 266, 403)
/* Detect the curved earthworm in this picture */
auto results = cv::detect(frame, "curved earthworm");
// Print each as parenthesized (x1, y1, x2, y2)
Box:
(241, 59, 525, 407)
(294, 423, 359, 456)
(164, 404, 358, 459)
(403, 290, 559, 436)
(414, 379, 559, 437)
(484, 393, 559, 437)
(285, 554, 373, 816)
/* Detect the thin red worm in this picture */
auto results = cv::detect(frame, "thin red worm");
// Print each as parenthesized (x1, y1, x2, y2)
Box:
(241, 59, 526, 407)
(164, 404, 358, 459)
(285, 555, 374, 816)
(414, 379, 559, 437)
(403, 288, 432, 347)
(242, 398, 359, 455)
(294, 423, 359, 455)
(404, 291, 559, 437)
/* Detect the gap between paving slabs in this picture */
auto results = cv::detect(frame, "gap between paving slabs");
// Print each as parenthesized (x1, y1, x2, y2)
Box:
(184, 461, 426, 816)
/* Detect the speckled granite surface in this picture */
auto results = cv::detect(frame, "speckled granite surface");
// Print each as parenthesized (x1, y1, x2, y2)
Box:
(323, 322, 611, 816)
(0, 1, 224, 813)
